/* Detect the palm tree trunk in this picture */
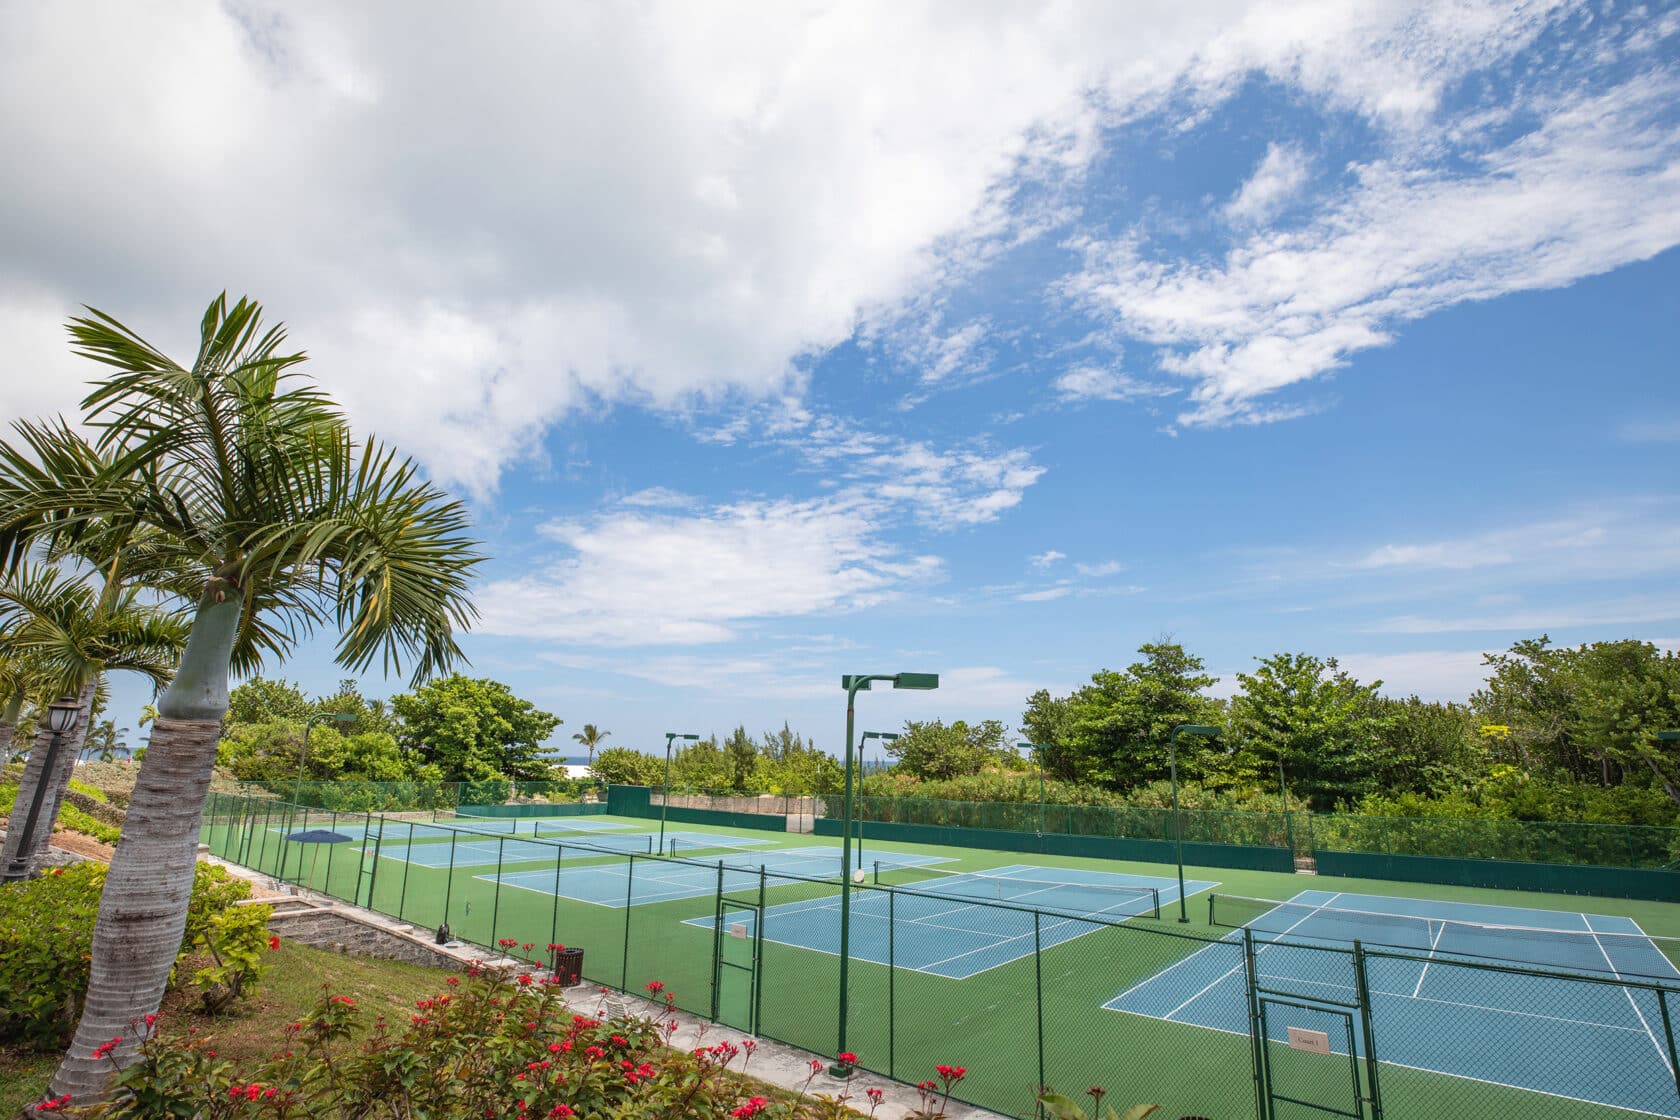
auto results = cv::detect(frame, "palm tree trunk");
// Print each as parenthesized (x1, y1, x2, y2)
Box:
(1, 682, 95, 878)
(0, 691, 20, 766)
(49, 594, 240, 1103)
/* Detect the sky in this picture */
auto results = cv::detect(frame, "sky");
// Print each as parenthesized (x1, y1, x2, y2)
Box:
(3, 1, 1679, 757)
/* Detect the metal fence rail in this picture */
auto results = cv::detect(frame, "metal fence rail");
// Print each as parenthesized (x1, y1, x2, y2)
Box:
(201, 791, 1680, 1120)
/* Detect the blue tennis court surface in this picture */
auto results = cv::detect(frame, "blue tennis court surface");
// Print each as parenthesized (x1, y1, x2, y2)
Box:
(486, 846, 952, 907)
(687, 865, 1217, 979)
(1107, 890, 1680, 1116)
(368, 830, 771, 869)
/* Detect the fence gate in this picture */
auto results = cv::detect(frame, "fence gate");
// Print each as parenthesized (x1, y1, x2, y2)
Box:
(1247, 934, 1382, 1120)
(712, 892, 763, 1033)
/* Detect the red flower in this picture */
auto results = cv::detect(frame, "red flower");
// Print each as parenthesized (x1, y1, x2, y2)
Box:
(935, 1064, 966, 1082)
(548, 1108, 574, 1118)
(1088, 1086, 1107, 1101)
(92, 1038, 122, 1060)
(645, 980, 665, 994)
(268, 934, 281, 951)
(838, 1051, 857, 1064)
(548, 943, 565, 952)
(34, 1096, 71, 1113)
(867, 1088, 884, 1103)
(731, 1096, 768, 1118)
(330, 996, 356, 1006)
(517, 974, 534, 986)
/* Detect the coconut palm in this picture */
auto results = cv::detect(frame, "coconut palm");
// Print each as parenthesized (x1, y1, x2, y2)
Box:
(572, 722, 610, 766)
(0, 294, 483, 1100)
(0, 562, 186, 879)
(0, 630, 50, 766)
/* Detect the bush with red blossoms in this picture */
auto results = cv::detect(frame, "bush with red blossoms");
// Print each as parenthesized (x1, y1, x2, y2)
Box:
(61, 964, 905, 1120)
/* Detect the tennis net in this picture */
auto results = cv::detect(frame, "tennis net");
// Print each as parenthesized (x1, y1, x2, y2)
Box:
(424, 812, 653, 852)
(1208, 893, 1680, 981)
(875, 864, 1161, 920)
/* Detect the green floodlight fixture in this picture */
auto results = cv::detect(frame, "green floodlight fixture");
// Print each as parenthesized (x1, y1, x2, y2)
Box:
(1169, 725, 1220, 924)
(834, 673, 938, 1076)
(660, 732, 702, 852)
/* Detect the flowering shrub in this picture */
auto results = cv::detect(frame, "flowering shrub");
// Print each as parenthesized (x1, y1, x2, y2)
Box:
(71, 965, 918, 1120)
(0, 861, 271, 1048)
(1038, 1087, 1158, 1120)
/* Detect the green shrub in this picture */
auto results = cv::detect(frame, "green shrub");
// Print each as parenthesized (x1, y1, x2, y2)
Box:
(80, 966, 933, 1120)
(0, 862, 272, 1049)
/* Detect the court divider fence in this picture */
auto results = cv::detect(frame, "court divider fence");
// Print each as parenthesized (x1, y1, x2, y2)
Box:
(203, 790, 1680, 1120)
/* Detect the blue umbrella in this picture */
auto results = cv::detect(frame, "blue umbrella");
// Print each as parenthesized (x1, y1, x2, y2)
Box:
(282, 829, 354, 885)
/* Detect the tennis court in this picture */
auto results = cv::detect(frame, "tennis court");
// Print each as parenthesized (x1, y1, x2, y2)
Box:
(368, 830, 773, 869)
(485, 845, 953, 907)
(688, 864, 1217, 979)
(1107, 889, 1680, 1116)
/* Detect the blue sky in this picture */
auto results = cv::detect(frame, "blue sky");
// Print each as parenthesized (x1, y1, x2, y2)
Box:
(3, 1, 1678, 756)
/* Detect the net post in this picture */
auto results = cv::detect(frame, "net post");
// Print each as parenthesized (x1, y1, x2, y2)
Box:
(1033, 910, 1046, 1112)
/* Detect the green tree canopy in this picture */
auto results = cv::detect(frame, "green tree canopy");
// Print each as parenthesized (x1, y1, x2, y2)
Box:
(1056, 642, 1224, 789)
(391, 675, 559, 783)
(886, 718, 1009, 780)
(1229, 652, 1389, 805)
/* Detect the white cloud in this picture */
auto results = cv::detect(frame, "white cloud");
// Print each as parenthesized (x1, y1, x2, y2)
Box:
(1066, 61, 1680, 426)
(1017, 587, 1074, 603)
(1030, 550, 1067, 569)
(477, 495, 943, 645)
(1075, 560, 1124, 577)
(1225, 143, 1311, 225)
(1054, 365, 1174, 403)
(620, 487, 699, 510)
(1367, 594, 1680, 635)
(0, 0, 1615, 487)
(1330, 649, 1494, 701)
(1347, 506, 1680, 582)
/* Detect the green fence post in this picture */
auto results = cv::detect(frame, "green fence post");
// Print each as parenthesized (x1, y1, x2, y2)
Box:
(1033, 911, 1045, 1114)
(365, 814, 384, 910)
(1351, 942, 1383, 1119)
(491, 835, 506, 949)
(887, 887, 896, 1079)
(1657, 987, 1680, 1104)
(441, 831, 458, 931)
(550, 846, 563, 956)
(621, 854, 635, 989)
(398, 822, 415, 923)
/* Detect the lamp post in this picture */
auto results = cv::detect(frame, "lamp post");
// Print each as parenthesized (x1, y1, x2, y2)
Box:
(3, 695, 83, 883)
(293, 712, 356, 810)
(1168, 724, 1219, 923)
(834, 673, 937, 1077)
(855, 731, 898, 870)
(660, 731, 700, 854)
(1019, 743, 1051, 836)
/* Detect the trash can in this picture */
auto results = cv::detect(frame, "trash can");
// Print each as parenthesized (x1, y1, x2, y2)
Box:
(551, 946, 584, 987)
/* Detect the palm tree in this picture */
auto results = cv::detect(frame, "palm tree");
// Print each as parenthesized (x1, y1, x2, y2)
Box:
(0, 630, 50, 766)
(572, 722, 610, 766)
(0, 295, 484, 1100)
(0, 562, 187, 879)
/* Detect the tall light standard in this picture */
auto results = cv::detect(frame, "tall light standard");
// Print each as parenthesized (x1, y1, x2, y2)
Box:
(1019, 742, 1051, 836)
(292, 711, 356, 810)
(1168, 724, 1219, 924)
(660, 731, 699, 854)
(2, 696, 82, 883)
(855, 731, 898, 870)
(834, 673, 937, 1077)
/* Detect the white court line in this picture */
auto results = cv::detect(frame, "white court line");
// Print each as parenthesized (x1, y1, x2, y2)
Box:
(1412, 919, 1446, 998)
(1589, 926, 1675, 1077)
(1162, 892, 1344, 1019)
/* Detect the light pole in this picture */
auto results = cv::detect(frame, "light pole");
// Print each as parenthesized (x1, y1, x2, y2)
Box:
(660, 731, 699, 853)
(855, 731, 898, 870)
(1019, 743, 1051, 837)
(293, 711, 356, 810)
(2, 696, 82, 883)
(834, 673, 937, 1077)
(1168, 724, 1219, 924)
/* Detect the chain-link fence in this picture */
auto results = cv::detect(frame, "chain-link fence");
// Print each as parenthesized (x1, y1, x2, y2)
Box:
(201, 790, 1680, 1120)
